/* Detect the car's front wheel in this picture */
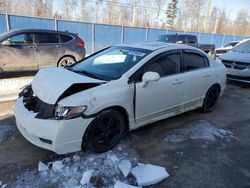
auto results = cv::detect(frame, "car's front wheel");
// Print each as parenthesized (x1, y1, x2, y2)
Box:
(58, 56, 76, 67)
(202, 85, 220, 113)
(84, 110, 126, 153)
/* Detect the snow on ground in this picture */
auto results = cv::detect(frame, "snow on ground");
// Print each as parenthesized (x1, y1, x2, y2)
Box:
(6, 144, 169, 187)
(0, 123, 17, 144)
(8, 145, 139, 188)
(0, 77, 33, 102)
(164, 120, 234, 144)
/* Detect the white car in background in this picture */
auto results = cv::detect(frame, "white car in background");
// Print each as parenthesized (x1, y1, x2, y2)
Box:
(220, 39, 250, 83)
(215, 41, 239, 57)
(15, 42, 226, 154)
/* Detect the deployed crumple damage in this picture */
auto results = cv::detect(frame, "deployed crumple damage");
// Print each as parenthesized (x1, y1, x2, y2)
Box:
(31, 67, 106, 104)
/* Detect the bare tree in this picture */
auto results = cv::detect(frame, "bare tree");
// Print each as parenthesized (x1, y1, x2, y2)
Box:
(233, 9, 249, 36)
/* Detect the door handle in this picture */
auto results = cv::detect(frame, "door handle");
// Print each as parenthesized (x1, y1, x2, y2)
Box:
(203, 72, 211, 77)
(56, 45, 61, 48)
(172, 79, 183, 85)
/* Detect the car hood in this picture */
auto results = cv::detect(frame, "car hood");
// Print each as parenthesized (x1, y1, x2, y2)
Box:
(32, 67, 106, 104)
(220, 50, 250, 63)
(216, 47, 232, 51)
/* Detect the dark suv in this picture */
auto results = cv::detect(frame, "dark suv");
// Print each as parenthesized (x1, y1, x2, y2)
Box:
(0, 29, 86, 74)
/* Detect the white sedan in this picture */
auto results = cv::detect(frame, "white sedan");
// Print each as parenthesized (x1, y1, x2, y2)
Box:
(15, 42, 226, 154)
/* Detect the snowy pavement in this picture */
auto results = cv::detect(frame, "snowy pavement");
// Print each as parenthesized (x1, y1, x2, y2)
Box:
(6, 145, 170, 188)
(0, 77, 33, 102)
(164, 120, 234, 144)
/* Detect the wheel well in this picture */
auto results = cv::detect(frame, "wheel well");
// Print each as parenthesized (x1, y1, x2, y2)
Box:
(57, 55, 76, 66)
(210, 83, 221, 94)
(101, 106, 130, 132)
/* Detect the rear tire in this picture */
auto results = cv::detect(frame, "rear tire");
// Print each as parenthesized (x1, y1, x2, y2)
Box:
(202, 86, 220, 113)
(84, 110, 126, 153)
(58, 56, 76, 67)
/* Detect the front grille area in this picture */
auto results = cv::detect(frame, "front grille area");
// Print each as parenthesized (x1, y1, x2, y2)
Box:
(222, 60, 249, 70)
(20, 86, 55, 119)
(227, 74, 250, 81)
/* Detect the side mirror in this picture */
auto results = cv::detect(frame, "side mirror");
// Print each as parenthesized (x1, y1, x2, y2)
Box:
(142, 71, 160, 87)
(176, 40, 183, 44)
(1, 40, 11, 46)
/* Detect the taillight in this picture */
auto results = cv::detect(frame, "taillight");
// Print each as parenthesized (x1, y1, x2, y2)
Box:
(76, 35, 85, 48)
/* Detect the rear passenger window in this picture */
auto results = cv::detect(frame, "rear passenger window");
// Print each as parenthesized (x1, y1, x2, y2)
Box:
(60, 34, 73, 43)
(36, 33, 59, 43)
(183, 52, 207, 71)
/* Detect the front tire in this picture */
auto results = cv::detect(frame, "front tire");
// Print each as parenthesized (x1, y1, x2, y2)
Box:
(84, 110, 126, 153)
(202, 86, 220, 113)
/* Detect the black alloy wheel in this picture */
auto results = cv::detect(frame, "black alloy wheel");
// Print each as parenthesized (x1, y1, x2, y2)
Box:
(84, 110, 126, 153)
(202, 86, 220, 113)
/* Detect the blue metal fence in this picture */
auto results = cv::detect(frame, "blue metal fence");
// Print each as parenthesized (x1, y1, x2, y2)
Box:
(0, 13, 249, 53)
(0, 14, 7, 33)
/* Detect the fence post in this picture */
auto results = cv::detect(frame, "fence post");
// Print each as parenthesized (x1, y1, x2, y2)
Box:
(92, 23, 95, 53)
(145, 28, 149, 41)
(54, 18, 58, 31)
(5, 13, 10, 31)
(121, 25, 124, 44)
(222, 34, 225, 46)
(210, 34, 214, 44)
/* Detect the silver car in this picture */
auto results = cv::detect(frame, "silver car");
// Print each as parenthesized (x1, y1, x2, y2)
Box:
(0, 29, 86, 75)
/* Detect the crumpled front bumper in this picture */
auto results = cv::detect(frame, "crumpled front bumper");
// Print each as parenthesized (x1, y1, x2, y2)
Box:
(15, 97, 93, 154)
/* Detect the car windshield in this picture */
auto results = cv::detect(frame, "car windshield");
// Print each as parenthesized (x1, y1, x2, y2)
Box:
(155, 35, 176, 43)
(231, 40, 250, 53)
(70, 46, 151, 81)
(224, 42, 238, 47)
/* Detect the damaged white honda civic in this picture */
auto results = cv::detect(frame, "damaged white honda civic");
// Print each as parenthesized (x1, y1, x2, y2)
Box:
(15, 42, 226, 154)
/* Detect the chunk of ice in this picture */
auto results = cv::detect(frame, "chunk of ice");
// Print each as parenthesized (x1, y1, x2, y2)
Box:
(52, 160, 64, 172)
(73, 154, 81, 162)
(108, 153, 119, 162)
(131, 164, 169, 186)
(114, 181, 142, 188)
(80, 169, 94, 185)
(118, 160, 131, 178)
(38, 161, 49, 172)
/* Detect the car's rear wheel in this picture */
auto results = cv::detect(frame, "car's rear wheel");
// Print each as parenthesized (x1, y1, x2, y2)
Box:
(58, 56, 76, 67)
(84, 110, 126, 153)
(202, 86, 220, 113)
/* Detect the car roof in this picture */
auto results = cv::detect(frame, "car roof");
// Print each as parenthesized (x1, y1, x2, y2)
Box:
(118, 41, 202, 52)
(0, 29, 77, 40)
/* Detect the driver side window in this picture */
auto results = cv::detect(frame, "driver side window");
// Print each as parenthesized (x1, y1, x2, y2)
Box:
(129, 51, 181, 83)
(8, 33, 33, 45)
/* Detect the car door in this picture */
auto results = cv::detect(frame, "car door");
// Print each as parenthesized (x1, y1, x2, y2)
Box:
(0, 32, 37, 72)
(132, 50, 184, 125)
(35, 32, 64, 69)
(181, 50, 212, 108)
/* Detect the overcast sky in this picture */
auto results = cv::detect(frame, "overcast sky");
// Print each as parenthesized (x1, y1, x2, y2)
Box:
(213, 0, 250, 18)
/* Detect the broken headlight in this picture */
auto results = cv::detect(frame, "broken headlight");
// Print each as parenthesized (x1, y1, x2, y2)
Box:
(54, 105, 87, 119)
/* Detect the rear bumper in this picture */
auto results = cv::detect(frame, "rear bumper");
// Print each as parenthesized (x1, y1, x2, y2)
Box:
(15, 97, 93, 154)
